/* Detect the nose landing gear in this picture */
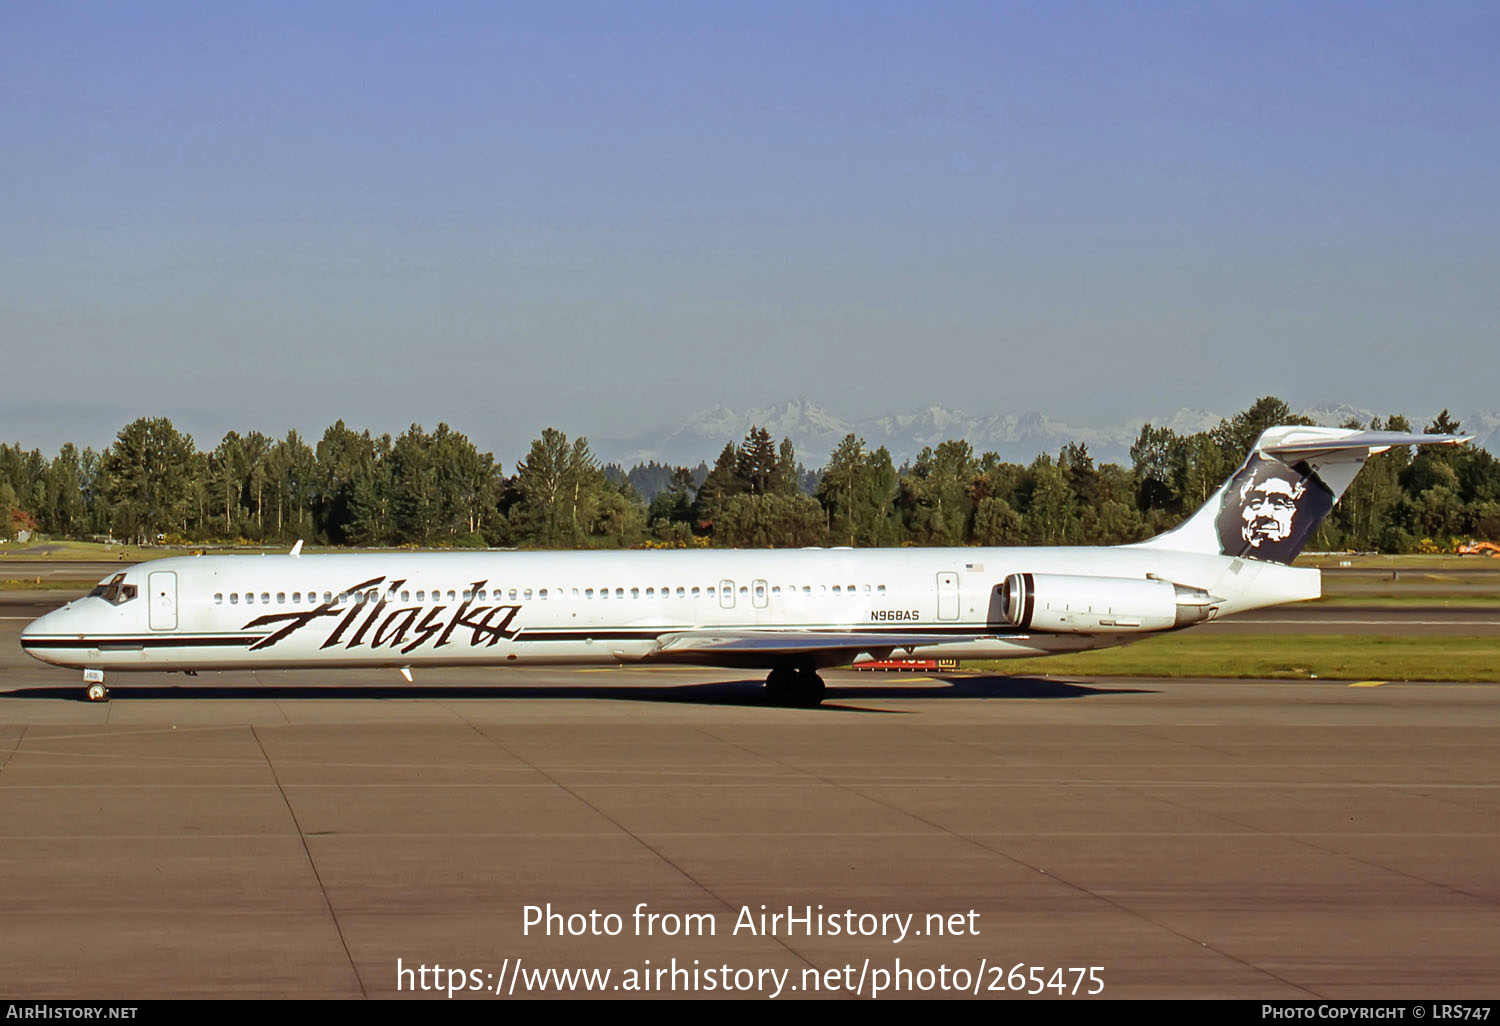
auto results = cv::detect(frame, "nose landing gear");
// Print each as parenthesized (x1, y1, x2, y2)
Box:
(83, 669, 109, 703)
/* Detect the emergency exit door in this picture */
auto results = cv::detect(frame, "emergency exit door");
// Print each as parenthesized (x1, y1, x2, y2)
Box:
(936, 572, 959, 621)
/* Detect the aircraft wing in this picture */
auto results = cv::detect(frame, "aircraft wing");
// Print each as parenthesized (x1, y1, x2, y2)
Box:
(647, 628, 987, 668)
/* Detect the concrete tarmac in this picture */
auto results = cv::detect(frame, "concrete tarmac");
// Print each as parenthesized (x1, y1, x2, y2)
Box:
(1, 622, 1497, 999)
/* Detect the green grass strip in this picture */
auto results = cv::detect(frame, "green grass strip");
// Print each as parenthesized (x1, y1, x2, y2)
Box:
(967, 634, 1500, 682)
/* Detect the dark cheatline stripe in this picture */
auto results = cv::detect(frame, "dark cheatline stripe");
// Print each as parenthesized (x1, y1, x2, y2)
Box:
(21, 635, 265, 650)
(20, 622, 1017, 654)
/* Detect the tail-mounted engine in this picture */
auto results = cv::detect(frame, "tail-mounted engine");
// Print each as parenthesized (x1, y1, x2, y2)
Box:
(997, 572, 1218, 634)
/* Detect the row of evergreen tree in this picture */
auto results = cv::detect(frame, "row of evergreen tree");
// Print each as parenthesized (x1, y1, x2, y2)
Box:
(1, 398, 1495, 552)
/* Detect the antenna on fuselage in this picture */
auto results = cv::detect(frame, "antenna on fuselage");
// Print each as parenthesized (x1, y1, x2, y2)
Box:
(290, 540, 304, 557)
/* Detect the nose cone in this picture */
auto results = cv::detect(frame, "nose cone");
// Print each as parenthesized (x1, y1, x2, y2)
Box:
(20, 608, 69, 665)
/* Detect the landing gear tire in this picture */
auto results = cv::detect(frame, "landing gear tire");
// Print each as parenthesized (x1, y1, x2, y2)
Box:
(85, 682, 109, 703)
(764, 667, 824, 708)
(764, 666, 796, 705)
(789, 670, 825, 708)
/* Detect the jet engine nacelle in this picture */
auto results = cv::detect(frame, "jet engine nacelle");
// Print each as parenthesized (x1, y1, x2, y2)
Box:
(998, 572, 1217, 634)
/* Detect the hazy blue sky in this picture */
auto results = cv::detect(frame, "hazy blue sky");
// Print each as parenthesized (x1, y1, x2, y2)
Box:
(3, 1, 1497, 462)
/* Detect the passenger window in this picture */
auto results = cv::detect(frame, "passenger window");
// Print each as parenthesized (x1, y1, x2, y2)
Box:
(691, 586, 700, 598)
(524, 589, 533, 599)
(615, 588, 624, 599)
(878, 584, 886, 594)
(600, 588, 609, 600)
(646, 588, 655, 598)
(246, 593, 256, 605)
(772, 586, 780, 595)
(586, 589, 594, 599)
(571, 588, 579, 598)
(509, 589, 518, 600)
(802, 585, 811, 594)
(277, 592, 286, 604)
(229, 593, 238, 605)
(539, 588, 548, 600)
(446, 591, 455, 602)
(214, 593, 223, 605)
(401, 591, 410, 602)
(833, 585, 841, 595)
(675, 587, 685, 598)
(630, 588, 638, 599)
(707, 586, 715, 597)
(261, 593, 270, 604)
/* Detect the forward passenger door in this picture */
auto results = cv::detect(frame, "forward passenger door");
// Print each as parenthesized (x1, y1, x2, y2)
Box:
(148, 571, 178, 631)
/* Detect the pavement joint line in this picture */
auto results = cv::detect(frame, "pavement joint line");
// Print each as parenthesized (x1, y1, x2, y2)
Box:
(4, 780, 1494, 791)
(449, 709, 823, 976)
(0, 723, 26, 775)
(1113, 724, 1322, 773)
(250, 724, 368, 998)
(1113, 773, 1500, 914)
(6, 830, 1499, 840)
(12, 724, 251, 743)
(1279, 830, 1500, 911)
(697, 724, 1320, 996)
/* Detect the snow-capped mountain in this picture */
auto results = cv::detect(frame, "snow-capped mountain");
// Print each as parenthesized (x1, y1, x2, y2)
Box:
(598, 400, 1497, 470)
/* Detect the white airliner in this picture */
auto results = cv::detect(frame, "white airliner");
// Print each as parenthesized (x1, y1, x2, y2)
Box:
(20, 426, 1467, 704)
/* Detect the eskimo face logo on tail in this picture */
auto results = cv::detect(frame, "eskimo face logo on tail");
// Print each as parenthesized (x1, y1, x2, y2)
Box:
(1214, 455, 1333, 563)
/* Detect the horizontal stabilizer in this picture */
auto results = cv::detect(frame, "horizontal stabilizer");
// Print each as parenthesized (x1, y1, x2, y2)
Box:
(1259, 428, 1469, 460)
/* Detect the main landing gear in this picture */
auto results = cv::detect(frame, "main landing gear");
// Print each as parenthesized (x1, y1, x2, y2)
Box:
(764, 666, 825, 708)
(83, 669, 108, 703)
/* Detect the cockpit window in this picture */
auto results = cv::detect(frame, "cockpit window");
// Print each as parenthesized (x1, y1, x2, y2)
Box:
(88, 573, 138, 606)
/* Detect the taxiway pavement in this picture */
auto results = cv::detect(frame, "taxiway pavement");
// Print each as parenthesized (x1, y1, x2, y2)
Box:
(1, 620, 1496, 999)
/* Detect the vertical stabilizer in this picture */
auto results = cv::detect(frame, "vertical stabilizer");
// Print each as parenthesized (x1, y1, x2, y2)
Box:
(1133, 426, 1468, 564)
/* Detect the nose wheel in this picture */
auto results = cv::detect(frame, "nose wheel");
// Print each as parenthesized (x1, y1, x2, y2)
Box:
(83, 670, 109, 703)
